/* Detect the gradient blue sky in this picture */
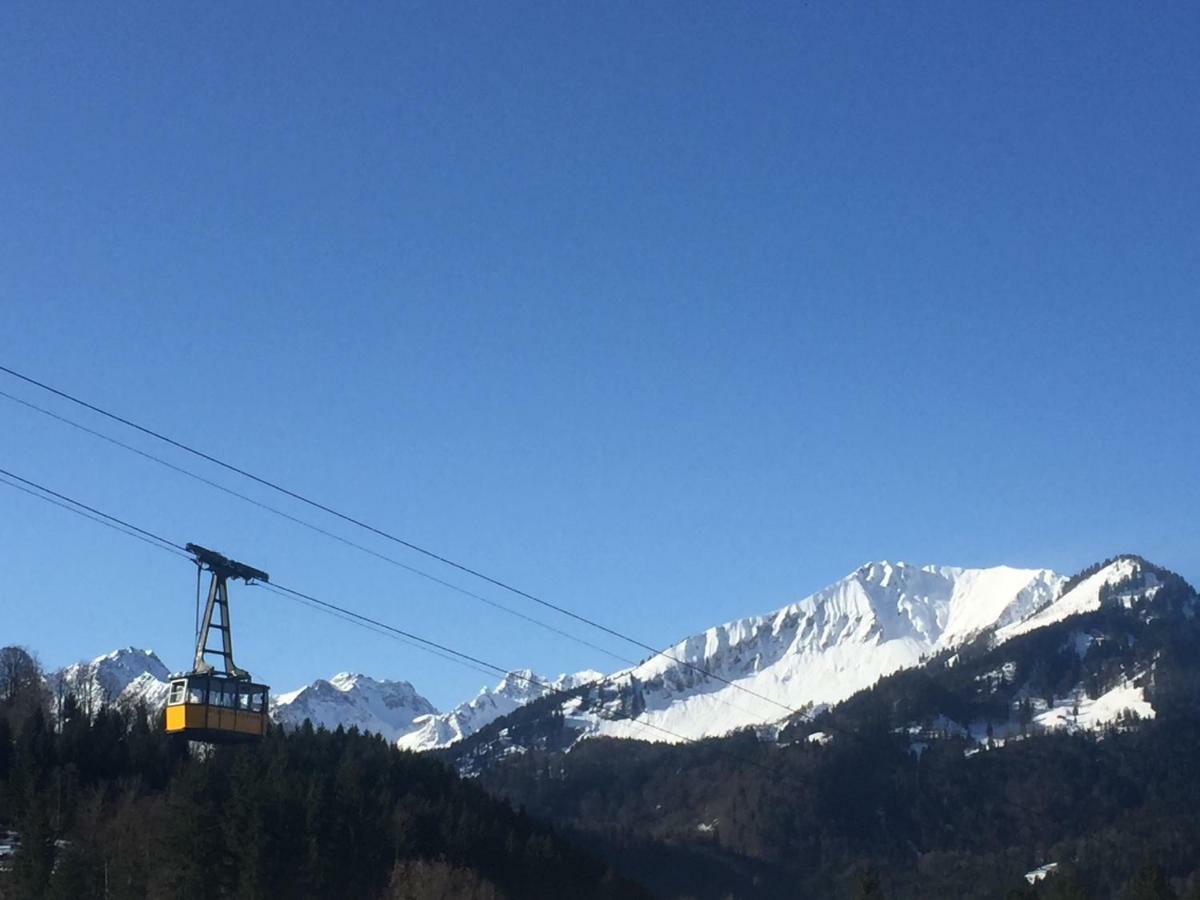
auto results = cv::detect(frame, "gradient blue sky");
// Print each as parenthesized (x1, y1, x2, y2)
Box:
(2, 3, 1197, 709)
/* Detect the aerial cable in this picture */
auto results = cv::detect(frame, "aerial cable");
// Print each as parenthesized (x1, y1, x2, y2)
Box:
(4, 472, 811, 792)
(0, 466, 579, 698)
(258, 579, 789, 772)
(0, 466, 187, 555)
(0, 387, 636, 669)
(0, 468, 548, 692)
(260, 580, 638, 709)
(0, 364, 798, 716)
(2, 465, 794, 737)
(260, 581, 758, 754)
(274, 584, 503, 683)
(2, 460, 771, 756)
(0, 474, 191, 561)
(259, 582, 521, 683)
(2, 471, 820, 796)
(262, 581, 790, 777)
(261, 577, 791, 732)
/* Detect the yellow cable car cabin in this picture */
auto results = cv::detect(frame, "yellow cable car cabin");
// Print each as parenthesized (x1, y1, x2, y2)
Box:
(165, 543, 271, 744)
(165, 674, 269, 742)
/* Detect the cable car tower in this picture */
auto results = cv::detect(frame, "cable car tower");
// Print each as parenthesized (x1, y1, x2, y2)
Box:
(165, 544, 270, 743)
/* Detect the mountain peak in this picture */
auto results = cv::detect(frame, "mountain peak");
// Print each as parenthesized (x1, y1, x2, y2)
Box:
(272, 672, 437, 741)
(51, 647, 171, 711)
(996, 556, 1158, 642)
(541, 562, 1064, 745)
(397, 669, 604, 752)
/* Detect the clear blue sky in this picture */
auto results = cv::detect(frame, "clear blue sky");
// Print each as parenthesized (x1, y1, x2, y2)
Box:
(2, 2, 1197, 710)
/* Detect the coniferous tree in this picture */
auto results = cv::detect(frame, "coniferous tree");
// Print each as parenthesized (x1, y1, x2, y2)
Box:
(852, 870, 887, 899)
(385, 859, 506, 900)
(0, 714, 11, 782)
(10, 802, 54, 900)
(1122, 862, 1178, 900)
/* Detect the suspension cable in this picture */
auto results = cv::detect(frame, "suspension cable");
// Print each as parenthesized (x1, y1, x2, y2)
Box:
(0, 365, 798, 716)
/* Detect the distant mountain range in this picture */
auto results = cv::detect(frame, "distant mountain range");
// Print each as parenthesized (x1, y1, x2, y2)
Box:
(397, 668, 602, 752)
(52, 555, 1175, 755)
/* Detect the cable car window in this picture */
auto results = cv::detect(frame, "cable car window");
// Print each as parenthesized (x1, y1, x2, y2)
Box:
(188, 681, 206, 704)
(168, 681, 186, 705)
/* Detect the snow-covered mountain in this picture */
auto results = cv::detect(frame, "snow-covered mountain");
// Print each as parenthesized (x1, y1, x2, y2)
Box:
(447, 556, 1181, 763)
(51, 556, 1178, 754)
(272, 673, 437, 742)
(398, 669, 603, 752)
(995, 556, 1158, 642)
(555, 561, 1063, 742)
(50, 647, 172, 713)
(824, 555, 1190, 754)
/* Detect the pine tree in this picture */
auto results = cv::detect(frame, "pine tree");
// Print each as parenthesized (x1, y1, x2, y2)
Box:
(0, 714, 11, 781)
(46, 839, 103, 900)
(1121, 862, 1177, 900)
(385, 859, 506, 900)
(10, 802, 54, 900)
(852, 870, 887, 899)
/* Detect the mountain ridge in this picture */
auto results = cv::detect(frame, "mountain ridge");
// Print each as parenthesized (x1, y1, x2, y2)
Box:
(44, 554, 1176, 753)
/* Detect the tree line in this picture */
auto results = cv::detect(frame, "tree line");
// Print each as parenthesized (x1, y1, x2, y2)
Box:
(0, 646, 648, 900)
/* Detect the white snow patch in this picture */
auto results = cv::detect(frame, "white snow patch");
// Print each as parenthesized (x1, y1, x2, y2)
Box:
(1034, 679, 1154, 732)
(1025, 863, 1059, 884)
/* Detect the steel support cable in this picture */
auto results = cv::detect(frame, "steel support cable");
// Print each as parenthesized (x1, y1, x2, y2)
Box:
(0, 364, 798, 716)
(260, 582, 773, 762)
(0, 458, 784, 729)
(263, 581, 790, 779)
(0, 474, 191, 561)
(1, 472, 798, 781)
(262, 580, 581, 691)
(259, 582, 794, 785)
(257, 580, 781, 734)
(0, 466, 187, 555)
(0, 387, 636, 669)
(271, 585, 504, 683)
(0, 468, 527, 687)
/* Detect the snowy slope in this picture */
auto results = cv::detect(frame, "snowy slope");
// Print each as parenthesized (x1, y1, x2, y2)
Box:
(271, 673, 437, 742)
(398, 669, 602, 752)
(50, 648, 172, 713)
(1032, 677, 1155, 732)
(573, 561, 1063, 742)
(452, 557, 1184, 755)
(995, 557, 1155, 642)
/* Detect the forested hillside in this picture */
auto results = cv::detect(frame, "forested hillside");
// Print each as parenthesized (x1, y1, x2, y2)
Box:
(470, 559, 1200, 899)
(0, 647, 648, 900)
